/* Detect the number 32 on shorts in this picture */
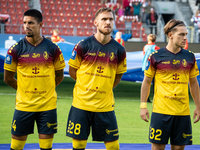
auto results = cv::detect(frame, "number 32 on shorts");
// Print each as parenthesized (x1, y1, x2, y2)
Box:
(67, 120, 81, 135)
(150, 127, 162, 141)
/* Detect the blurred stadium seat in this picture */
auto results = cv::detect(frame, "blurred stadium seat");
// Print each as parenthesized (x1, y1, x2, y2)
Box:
(0, 0, 146, 39)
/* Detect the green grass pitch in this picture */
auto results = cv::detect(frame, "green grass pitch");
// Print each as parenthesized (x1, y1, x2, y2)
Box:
(0, 73, 200, 144)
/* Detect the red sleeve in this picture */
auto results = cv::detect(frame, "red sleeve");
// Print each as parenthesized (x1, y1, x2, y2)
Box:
(155, 45, 160, 50)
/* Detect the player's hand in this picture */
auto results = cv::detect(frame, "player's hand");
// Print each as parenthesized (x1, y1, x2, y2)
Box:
(193, 108, 200, 123)
(140, 108, 149, 122)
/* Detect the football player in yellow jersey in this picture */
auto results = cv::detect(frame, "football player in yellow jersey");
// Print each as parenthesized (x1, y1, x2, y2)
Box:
(66, 8, 127, 150)
(140, 19, 200, 150)
(4, 9, 65, 150)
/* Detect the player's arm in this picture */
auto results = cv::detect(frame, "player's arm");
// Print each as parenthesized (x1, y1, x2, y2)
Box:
(69, 66, 78, 81)
(189, 77, 200, 123)
(55, 69, 64, 87)
(4, 70, 17, 90)
(113, 73, 123, 89)
(140, 75, 153, 122)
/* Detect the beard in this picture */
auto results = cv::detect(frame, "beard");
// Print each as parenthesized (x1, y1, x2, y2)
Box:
(25, 29, 34, 37)
(98, 28, 112, 35)
(26, 34, 33, 37)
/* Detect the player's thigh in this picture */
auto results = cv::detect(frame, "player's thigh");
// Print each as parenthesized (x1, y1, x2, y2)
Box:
(149, 112, 172, 144)
(11, 109, 35, 135)
(92, 111, 119, 141)
(66, 106, 91, 140)
(36, 109, 57, 134)
(170, 115, 192, 145)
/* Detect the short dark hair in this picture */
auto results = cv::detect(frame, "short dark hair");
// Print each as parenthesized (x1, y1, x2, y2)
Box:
(95, 7, 115, 20)
(164, 19, 185, 36)
(23, 9, 43, 23)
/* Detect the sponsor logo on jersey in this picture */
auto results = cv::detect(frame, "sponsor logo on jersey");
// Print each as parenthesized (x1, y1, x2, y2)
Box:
(110, 52, 115, 61)
(182, 59, 187, 67)
(172, 59, 180, 65)
(162, 61, 170, 64)
(172, 73, 180, 80)
(97, 66, 104, 73)
(5, 54, 12, 64)
(145, 61, 150, 70)
(88, 53, 96, 56)
(32, 67, 40, 74)
(98, 52, 106, 57)
(59, 53, 65, 63)
(71, 50, 77, 60)
(43, 51, 49, 60)
(32, 53, 40, 58)
(21, 54, 29, 58)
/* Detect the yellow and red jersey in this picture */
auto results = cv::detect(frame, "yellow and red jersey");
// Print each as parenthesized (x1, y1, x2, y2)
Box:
(68, 35, 127, 112)
(145, 47, 199, 115)
(4, 37, 66, 112)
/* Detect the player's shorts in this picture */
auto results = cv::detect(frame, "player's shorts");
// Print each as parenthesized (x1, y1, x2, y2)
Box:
(11, 109, 57, 135)
(149, 112, 192, 145)
(66, 106, 119, 141)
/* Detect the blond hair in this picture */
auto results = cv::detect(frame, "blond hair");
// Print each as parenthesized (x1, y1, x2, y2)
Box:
(147, 34, 156, 43)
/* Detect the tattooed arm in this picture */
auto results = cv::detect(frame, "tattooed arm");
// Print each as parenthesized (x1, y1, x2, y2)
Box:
(55, 69, 64, 87)
(4, 70, 17, 90)
(113, 74, 123, 89)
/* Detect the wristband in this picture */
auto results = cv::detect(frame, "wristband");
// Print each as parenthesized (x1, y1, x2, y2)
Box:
(140, 102, 147, 109)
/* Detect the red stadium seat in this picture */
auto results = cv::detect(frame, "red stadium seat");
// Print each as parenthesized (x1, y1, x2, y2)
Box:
(77, 28, 84, 36)
(11, 20, 18, 25)
(15, 8, 24, 15)
(1, 8, 8, 14)
(12, 26, 20, 34)
(15, 2, 22, 9)
(42, 29, 47, 35)
(8, 3, 14, 9)
(62, 28, 74, 36)
(77, 5, 83, 10)
(5, 26, 12, 34)
(82, 0, 89, 3)
(76, 0, 82, 3)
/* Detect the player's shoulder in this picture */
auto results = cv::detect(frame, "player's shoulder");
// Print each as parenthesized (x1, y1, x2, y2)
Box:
(8, 38, 25, 52)
(43, 37, 60, 50)
(74, 36, 93, 50)
(182, 49, 196, 60)
(182, 48, 194, 55)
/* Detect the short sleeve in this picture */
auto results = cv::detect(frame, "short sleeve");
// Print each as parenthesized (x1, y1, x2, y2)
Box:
(116, 50, 127, 74)
(144, 55, 155, 78)
(189, 60, 199, 78)
(68, 43, 82, 69)
(54, 46, 66, 70)
(4, 45, 17, 72)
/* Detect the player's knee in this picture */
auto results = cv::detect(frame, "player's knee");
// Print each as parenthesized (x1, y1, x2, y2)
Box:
(39, 138, 53, 150)
(105, 140, 119, 150)
(72, 139, 87, 150)
(10, 138, 26, 150)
